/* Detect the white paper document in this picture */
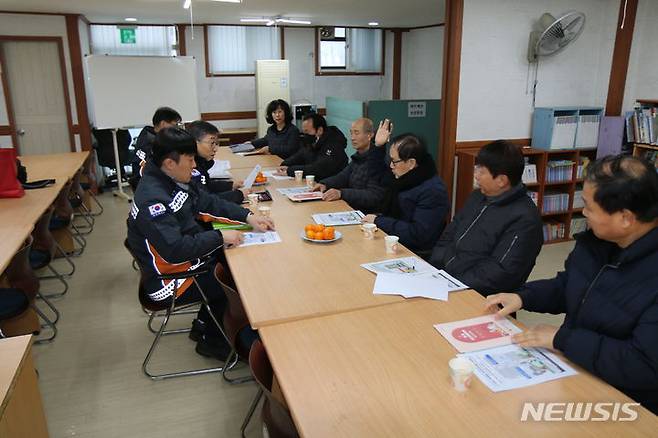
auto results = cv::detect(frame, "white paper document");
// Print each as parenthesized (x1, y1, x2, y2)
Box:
(461, 344, 577, 392)
(434, 314, 522, 353)
(229, 143, 255, 153)
(361, 256, 437, 276)
(207, 160, 232, 179)
(262, 170, 293, 181)
(239, 231, 282, 247)
(243, 164, 262, 189)
(313, 211, 365, 226)
(276, 187, 310, 196)
(373, 270, 466, 301)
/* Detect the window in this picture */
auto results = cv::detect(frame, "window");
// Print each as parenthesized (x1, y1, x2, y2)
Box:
(206, 25, 281, 76)
(90, 25, 177, 56)
(317, 27, 384, 75)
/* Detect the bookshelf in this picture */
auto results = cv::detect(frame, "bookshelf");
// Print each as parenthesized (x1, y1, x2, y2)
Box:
(629, 100, 658, 171)
(455, 146, 597, 244)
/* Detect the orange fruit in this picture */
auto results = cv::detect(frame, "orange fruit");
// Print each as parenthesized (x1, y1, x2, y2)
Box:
(306, 229, 316, 239)
(314, 231, 324, 240)
(323, 228, 335, 240)
(313, 224, 325, 233)
(304, 224, 314, 233)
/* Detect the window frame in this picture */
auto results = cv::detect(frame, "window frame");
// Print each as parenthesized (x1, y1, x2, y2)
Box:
(315, 26, 386, 77)
(89, 23, 179, 57)
(204, 24, 285, 78)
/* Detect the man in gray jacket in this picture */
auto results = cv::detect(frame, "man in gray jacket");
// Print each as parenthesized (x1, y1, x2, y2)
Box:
(314, 118, 388, 214)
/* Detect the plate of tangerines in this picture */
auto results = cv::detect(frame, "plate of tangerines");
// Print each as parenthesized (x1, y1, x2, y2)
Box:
(300, 224, 341, 243)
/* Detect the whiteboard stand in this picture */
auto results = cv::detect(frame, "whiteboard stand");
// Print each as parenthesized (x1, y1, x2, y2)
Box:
(111, 129, 132, 202)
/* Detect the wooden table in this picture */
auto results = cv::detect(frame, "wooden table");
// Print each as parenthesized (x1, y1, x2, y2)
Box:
(20, 152, 89, 183)
(215, 147, 283, 170)
(0, 335, 49, 437)
(225, 169, 406, 328)
(260, 291, 658, 438)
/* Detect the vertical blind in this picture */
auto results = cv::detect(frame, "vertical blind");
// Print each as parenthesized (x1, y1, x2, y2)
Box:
(207, 26, 281, 74)
(91, 25, 177, 56)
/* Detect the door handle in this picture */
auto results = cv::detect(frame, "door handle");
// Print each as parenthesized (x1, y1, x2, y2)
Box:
(17, 129, 25, 136)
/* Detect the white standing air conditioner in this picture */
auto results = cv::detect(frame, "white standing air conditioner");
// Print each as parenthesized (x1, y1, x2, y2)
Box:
(255, 60, 290, 138)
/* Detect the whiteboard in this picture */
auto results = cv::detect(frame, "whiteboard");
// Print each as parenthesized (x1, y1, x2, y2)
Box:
(85, 55, 200, 129)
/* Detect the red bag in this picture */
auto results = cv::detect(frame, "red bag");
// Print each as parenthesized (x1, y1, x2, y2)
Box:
(0, 148, 25, 198)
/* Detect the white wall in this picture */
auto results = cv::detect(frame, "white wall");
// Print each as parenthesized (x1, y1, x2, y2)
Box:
(401, 26, 444, 99)
(457, 0, 619, 141)
(623, 0, 658, 111)
(187, 26, 393, 128)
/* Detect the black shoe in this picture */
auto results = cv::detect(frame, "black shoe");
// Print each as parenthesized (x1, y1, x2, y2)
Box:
(189, 318, 205, 342)
(195, 335, 232, 361)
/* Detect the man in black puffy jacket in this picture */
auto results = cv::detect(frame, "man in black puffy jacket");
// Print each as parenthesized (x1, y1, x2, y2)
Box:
(430, 140, 543, 296)
(487, 154, 658, 414)
(315, 118, 388, 214)
(276, 113, 348, 181)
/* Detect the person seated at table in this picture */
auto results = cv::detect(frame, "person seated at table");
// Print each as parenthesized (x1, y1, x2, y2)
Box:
(129, 106, 182, 190)
(429, 140, 543, 296)
(275, 113, 348, 180)
(247, 99, 300, 159)
(486, 154, 658, 414)
(187, 120, 247, 205)
(127, 127, 274, 360)
(313, 117, 388, 214)
(362, 130, 449, 255)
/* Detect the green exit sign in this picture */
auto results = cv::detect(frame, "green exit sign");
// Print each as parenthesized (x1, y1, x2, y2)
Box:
(119, 28, 136, 44)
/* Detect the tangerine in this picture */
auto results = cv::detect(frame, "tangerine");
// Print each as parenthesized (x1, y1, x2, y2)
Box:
(304, 224, 314, 233)
(306, 229, 316, 239)
(314, 231, 324, 240)
(323, 227, 335, 240)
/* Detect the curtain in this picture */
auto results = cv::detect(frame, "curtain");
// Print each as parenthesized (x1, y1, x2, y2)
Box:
(208, 26, 280, 74)
(348, 28, 382, 72)
(90, 25, 177, 56)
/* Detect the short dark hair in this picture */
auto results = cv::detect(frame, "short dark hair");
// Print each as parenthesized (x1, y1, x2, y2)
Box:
(151, 127, 196, 167)
(187, 120, 219, 142)
(265, 99, 293, 125)
(391, 133, 429, 163)
(152, 107, 182, 126)
(585, 154, 658, 222)
(475, 140, 524, 186)
(302, 113, 327, 131)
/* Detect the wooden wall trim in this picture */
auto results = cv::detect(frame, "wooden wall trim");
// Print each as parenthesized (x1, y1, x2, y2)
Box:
(281, 26, 285, 59)
(438, 0, 464, 195)
(456, 138, 531, 150)
(201, 111, 257, 121)
(605, 0, 639, 116)
(407, 23, 446, 30)
(176, 24, 187, 56)
(65, 14, 92, 151)
(0, 125, 12, 136)
(392, 29, 403, 99)
(0, 46, 18, 150)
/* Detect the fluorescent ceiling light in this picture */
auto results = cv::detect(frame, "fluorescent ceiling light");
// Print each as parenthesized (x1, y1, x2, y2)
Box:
(276, 18, 312, 25)
(240, 18, 271, 23)
(368, 22, 379, 26)
(183, 0, 191, 9)
(211, 0, 242, 3)
(125, 17, 138, 22)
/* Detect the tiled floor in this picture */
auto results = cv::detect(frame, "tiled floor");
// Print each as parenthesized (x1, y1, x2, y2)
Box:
(32, 193, 573, 437)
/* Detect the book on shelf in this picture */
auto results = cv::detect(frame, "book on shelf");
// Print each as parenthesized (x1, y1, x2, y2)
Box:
(626, 107, 658, 145)
(569, 217, 588, 238)
(546, 160, 574, 183)
(543, 221, 566, 241)
(522, 164, 538, 184)
(573, 190, 584, 209)
(526, 190, 539, 206)
(576, 156, 590, 179)
(542, 191, 570, 214)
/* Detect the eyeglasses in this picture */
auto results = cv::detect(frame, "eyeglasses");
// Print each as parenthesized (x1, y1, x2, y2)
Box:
(390, 158, 405, 166)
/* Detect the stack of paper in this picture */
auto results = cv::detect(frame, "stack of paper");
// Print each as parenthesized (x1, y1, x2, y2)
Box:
(362, 257, 468, 301)
(239, 231, 282, 247)
(262, 170, 293, 181)
(312, 211, 364, 226)
(208, 160, 232, 179)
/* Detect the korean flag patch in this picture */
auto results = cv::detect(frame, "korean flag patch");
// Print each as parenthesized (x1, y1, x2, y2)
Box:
(148, 203, 166, 217)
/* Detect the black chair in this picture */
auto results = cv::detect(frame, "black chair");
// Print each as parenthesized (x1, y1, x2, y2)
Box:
(92, 128, 132, 187)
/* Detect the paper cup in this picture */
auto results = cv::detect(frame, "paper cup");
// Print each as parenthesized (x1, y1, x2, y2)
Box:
(362, 223, 377, 240)
(258, 206, 271, 217)
(294, 170, 304, 183)
(306, 175, 315, 188)
(385, 235, 399, 254)
(247, 193, 259, 206)
(449, 357, 474, 392)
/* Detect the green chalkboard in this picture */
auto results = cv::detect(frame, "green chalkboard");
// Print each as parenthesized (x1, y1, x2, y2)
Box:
(367, 99, 441, 165)
(325, 96, 365, 158)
